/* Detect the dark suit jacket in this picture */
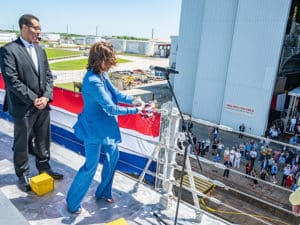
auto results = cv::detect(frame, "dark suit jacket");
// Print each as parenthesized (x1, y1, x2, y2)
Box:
(0, 37, 53, 119)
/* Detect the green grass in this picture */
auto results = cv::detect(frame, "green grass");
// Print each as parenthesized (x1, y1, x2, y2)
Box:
(55, 82, 75, 91)
(119, 52, 148, 57)
(117, 58, 132, 63)
(50, 58, 131, 70)
(50, 58, 88, 70)
(45, 48, 82, 59)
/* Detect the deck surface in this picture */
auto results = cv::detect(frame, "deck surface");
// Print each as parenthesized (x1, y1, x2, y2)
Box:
(0, 118, 228, 225)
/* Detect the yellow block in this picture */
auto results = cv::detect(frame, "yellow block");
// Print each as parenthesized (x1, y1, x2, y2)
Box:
(30, 173, 54, 196)
(105, 217, 128, 225)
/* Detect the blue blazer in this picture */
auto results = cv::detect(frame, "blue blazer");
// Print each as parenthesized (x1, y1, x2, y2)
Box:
(73, 70, 138, 144)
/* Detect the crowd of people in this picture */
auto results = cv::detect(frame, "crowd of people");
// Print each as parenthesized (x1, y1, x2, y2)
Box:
(189, 124, 300, 192)
(180, 120, 300, 214)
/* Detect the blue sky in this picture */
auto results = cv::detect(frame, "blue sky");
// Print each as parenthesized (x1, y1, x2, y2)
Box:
(0, 0, 182, 39)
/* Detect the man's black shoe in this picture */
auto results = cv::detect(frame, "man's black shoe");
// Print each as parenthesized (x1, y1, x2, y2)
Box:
(18, 175, 31, 192)
(40, 169, 64, 180)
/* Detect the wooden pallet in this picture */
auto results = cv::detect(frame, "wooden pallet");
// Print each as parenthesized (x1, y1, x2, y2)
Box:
(182, 175, 215, 195)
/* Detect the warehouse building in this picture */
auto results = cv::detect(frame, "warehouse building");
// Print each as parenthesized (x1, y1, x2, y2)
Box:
(172, 0, 299, 136)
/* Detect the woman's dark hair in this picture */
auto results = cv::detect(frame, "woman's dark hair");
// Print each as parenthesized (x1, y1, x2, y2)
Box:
(87, 41, 116, 74)
(18, 14, 39, 29)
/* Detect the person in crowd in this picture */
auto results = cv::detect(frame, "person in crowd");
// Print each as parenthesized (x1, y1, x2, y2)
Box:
(269, 125, 280, 139)
(292, 164, 299, 177)
(271, 163, 278, 184)
(267, 157, 275, 173)
(289, 135, 299, 145)
(259, 168, 268, 181)
(212, 127, 219, 141)
(0, 14, 63, 192)
(234, 149, 241, 168)
(278, 153, 286, 172)
(264, 136, 271, 147)
(213, 153, 221, 163)
(205, 137, 210, 153)
(199, 140, 206, 156)
(249, 148, 257, 168)
(251, 169, 258, 188)
(238, 123, 245, 138)
(295, 121, 300, 135)
(223, 159, 232, 178)
(282, 164, 291, 187)
(239, 142, 245, 158)
(286, 149, 295, 166)
(223, 147, 230, 162)
(286, 172, 294, 189)
(265, 146, 273, 160)
(211, 139, 218, 155)
(294, 172, 300, 190)
(261, 158, 268, 171)
(191, 132, 197, 145)
(259, 145, 267, 161)
(245, 161, 252, 177)
(229, 146, 236, 166)
(217, 139, 224, 156)
(66, 42, 143, 214)
(295, 154, 300, 165)
(273, 148, 281, 162)
(199, 139, 205, 150)
(187, 119, 193, 132)
(290, 116, 297, 133)
(245, 141, 252, 160)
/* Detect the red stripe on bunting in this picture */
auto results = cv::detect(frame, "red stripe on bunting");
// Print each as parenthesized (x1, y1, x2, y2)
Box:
(0, 73, 5, 89)
(118, 113, 160, 137)
(51, 87, 83, 114)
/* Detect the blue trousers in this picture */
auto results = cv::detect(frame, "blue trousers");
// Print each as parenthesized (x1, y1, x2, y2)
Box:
(66, 142, 119, 212)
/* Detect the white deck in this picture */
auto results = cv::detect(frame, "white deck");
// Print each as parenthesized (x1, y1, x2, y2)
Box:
(0, 118, 229, 225)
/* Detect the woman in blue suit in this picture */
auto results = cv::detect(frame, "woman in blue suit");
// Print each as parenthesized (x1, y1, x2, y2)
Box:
(66, 42, 142, 213)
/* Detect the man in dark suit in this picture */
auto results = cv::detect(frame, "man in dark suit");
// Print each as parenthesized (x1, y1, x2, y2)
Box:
(0, 14, 63, 192)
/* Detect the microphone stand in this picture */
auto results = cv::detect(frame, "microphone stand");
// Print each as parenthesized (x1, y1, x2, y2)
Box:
(160, 71, 202, 225)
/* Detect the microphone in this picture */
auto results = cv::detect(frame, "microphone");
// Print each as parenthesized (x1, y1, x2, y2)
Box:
(150, 65, 179, 74)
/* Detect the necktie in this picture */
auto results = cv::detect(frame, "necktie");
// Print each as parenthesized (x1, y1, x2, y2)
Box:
(28, 45, 38, 71)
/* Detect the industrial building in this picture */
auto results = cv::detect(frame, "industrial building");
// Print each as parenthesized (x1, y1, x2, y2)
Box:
(0, 32, 16, 42)
(172, 0, 300, 136)
(40, 33, 60, 42)
(108, 38, 170, 57)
